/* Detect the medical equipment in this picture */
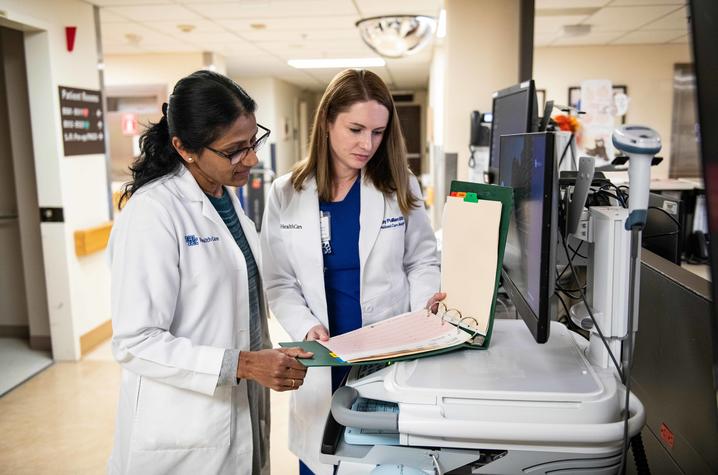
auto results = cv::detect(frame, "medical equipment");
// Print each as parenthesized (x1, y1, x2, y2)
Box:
(486, 80, 539, 184)
(320, 128, 661, 474)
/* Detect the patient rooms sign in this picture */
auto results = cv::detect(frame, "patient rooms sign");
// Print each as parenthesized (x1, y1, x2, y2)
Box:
(59, 86, 105, 156)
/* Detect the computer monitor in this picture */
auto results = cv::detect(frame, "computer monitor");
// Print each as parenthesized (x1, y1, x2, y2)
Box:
(499, 132, 557, 343)
(643, 192, 685, 264)
(487, 80, 539, 183)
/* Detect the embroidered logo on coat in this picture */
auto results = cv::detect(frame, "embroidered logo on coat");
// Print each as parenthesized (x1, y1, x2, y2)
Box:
(185, 234, 219, 246)
(381, 216, 405, 229)
(280, 223, 303, 230)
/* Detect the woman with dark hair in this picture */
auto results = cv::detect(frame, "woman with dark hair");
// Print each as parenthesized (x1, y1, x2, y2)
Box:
(260, 69, 442, 475)
(108, 70, 311, 475)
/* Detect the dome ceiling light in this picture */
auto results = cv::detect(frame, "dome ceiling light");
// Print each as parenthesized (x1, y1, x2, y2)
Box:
(355, 15, 437, 58)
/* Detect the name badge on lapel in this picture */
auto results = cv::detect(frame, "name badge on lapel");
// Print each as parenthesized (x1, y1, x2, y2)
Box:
(320, 210, 332, 255)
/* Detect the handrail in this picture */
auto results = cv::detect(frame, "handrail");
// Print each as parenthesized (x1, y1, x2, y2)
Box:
(74, 221, 113, 257)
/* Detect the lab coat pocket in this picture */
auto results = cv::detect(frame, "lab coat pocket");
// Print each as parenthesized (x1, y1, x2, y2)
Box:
(132, 377, 231, 451)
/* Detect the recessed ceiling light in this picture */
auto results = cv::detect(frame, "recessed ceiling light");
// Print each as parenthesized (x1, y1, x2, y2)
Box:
(563, 24, 592, 37)
(288, 57, 386, 69)
(177, 24, 195, 33)
(125, 33, 142, 45)
(250, 23, 267, 30)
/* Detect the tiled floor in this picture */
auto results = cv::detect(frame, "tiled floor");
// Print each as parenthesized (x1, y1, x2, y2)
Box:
(0, 316, 298, 475)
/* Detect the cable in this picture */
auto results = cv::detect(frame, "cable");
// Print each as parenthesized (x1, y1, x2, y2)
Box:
(567, 243, 588, 259)
(556, 240, 585, 281)
(558, 133, 575, 168)
(559, 230, 624, 381)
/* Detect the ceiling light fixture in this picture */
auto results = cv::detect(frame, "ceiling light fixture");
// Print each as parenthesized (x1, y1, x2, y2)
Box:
(355, 15, 436, 58)
(288, 57, 386, 69)
(563, 24, 592, 37)
(177, 24, 196, 33)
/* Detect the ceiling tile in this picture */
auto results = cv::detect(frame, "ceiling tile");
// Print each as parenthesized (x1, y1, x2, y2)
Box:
(184, 0, 356, 19)
(669, 34, 689, 43)
(536, 0, 610, 8)
(584, 5, 680, 31)
(611, 29, 688, 44)
(87, 0, 173, 5)
(105, 4, 205, 22)
(551, 31, 625, 45)
(99, 9, 130, 23)
(218, 15, 360, 35)
(535, 15, 592, 34)
(642, 7, 688, 30)
(608, 0, 684, 5)
(101, 22, 176, 46)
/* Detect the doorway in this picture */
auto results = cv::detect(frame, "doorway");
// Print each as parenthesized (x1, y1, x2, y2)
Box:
(0, 26, 52, 396)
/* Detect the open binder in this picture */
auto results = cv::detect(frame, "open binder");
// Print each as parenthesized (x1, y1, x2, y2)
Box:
(280, 181, 513, 367)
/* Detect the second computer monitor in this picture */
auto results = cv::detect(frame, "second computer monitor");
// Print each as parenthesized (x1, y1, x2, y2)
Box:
(499, 132, 557, 343)
(488, 80, 539, 181)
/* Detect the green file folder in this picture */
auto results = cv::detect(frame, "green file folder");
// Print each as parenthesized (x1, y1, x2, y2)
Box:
(279, 181, 513, 367)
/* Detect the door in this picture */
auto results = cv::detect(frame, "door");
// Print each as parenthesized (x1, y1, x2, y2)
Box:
(396, 105, 422, 176)
(0, 26, 51, 350)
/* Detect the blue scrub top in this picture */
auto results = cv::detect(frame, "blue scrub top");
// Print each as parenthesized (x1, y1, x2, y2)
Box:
(319, 177, 362, 391)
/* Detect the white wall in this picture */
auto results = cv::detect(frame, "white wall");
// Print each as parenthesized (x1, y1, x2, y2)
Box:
(235, 76, 310, 176)
(272, 78, 302, 175)
(428, 0, 520, 225)
(443, 0, 520, 183)
(104, 52, 208, 92)
(534, 43, 692, 179)
(0, 0, 112, 359)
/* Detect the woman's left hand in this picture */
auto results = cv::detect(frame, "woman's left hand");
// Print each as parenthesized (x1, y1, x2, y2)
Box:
(425, 292, 447, 314)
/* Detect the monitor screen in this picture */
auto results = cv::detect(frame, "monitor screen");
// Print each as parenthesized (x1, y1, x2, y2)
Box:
(489, 80, 538, 175)
(499, 132, 557, 343)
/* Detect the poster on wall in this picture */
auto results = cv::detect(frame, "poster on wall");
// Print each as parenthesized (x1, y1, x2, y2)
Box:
(59, 86, 105, 156)
(578, 80, 617, 168)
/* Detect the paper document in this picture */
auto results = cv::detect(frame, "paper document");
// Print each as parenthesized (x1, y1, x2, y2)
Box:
(320, 309, 474, 363)
(441, 196, 502, 335)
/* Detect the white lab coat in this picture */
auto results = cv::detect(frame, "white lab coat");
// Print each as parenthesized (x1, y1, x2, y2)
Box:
(260, 172, 440, 475)
(107, 166, 271, 475)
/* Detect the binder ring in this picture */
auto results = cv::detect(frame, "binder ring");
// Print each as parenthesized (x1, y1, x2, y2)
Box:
(457, 316, 480, 337)
(441, 307, 462, 326)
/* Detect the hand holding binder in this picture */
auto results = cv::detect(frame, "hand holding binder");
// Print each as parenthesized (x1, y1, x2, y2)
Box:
(280, 181, 513, 366)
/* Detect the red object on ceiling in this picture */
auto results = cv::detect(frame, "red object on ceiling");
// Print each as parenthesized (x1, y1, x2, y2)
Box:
(65, 26, 77, 53)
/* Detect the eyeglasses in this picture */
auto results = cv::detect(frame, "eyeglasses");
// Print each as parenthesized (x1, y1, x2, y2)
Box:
(205, 124, 271, 165)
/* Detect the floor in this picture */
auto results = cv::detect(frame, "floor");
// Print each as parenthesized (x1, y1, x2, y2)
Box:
(0, 338, 52, 396)
(0, 317, 298, 475)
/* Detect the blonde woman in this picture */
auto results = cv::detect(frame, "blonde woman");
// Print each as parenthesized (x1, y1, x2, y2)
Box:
(261, 69, 441, 475)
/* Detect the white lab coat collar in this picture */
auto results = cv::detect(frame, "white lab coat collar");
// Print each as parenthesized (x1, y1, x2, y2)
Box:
(171, 165, 263, 275)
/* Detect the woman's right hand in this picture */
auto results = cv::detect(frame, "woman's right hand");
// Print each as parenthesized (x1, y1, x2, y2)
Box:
(305, 324, 330, 341)
(237, 348, 312, 392)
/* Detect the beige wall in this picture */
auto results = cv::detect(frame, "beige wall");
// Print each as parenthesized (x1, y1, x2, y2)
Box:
(534, 43, 692, 179)
(444, 0, 520, 182)
(104, 53, 216, 91)
(0, 0, 112, 359)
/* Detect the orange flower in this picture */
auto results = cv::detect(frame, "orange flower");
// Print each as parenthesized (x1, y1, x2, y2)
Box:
(553, 114, 580, 133)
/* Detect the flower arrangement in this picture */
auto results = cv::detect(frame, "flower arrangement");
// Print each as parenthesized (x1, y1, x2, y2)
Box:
(553, 114, 580, 133)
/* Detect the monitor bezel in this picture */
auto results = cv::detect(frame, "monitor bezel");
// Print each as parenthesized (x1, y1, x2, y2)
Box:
(488, 79, 539, 176)
(499, 131, 557, 343)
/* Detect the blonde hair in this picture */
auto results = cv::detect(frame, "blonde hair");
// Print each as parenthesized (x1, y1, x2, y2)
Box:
(291, 69, 419, 214)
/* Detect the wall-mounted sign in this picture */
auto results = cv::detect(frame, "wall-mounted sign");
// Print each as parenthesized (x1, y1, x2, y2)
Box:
(59, 86, 105, 156)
